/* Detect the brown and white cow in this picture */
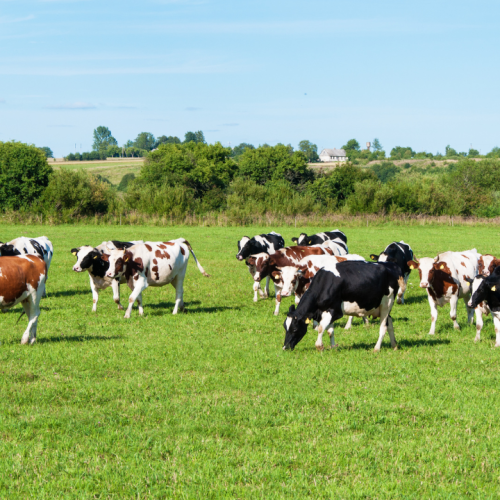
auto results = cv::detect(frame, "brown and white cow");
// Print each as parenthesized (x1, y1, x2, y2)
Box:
(477, 254, 500, 277)
(0, 255, 46, 344)
(103, 239, 209, 318)
(247, 245, 336, 315)
(408, 249, 479, 335)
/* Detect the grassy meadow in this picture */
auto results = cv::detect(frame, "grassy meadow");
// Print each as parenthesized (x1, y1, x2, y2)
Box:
(1, 223, 500, 498)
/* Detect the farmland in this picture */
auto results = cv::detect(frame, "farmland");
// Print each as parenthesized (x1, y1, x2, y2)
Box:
(1, 223, 500, 498)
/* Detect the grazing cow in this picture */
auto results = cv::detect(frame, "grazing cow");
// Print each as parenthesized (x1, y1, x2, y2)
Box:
(0, 255, 46, 344)
(103, 239, 209, 318)
(467, 269, 500, 346)
(283, 261, 403, 351)
(477, 254, 500, 276)
(408, 249, 479, 335)
(291, 229, 347, 246)
(236, 232, 285, 301)
(71, 240, 143, 312)
(247, 245, 335, 315)
(370, 241, 414, 304)
(0, 236, 53, 297)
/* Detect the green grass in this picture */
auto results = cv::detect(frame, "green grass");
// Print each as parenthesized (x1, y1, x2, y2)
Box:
(1, 224, 500, 498)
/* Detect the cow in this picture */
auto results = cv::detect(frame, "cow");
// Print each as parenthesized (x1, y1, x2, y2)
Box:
(283, 260, 403, 352)
(291, 229, 347, 246)
(103, 239, 209, 318)
(275, 253, 368, 329)
(71, 240, 143, 312)
(467, 269, 500, 347)
(247, 245, 335, 315)
(0, 236, 53, 297)
(236, 232, 285, 302)
(370, 241, 414, 304)
(408, 249, 479, 335)
(0, 255, 46, 344)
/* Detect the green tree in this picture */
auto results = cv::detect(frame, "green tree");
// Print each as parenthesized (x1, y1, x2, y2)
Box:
(445, 145, 458, 157)
(184, 131, 205, 144)
(238, 144, 313, 186)
(124, 140, 134, 148)
(39, 147, 53, 158)
(134, 132, 156, 151)
(92, 126, 117, 151)
(342, 139, 360, 152)
(372, 138, 382, 152)
(0, 141, 53, 210)
(390, 146, 415, 160)
(298, 140, 319, 162)
(468, 148, 480, 157)
(195, 131, 206, 144)
(231, 143, 254, 158)
(371, 162, 401, 183)
(155, 135, 181, 148)
(136, 142, 237, 198)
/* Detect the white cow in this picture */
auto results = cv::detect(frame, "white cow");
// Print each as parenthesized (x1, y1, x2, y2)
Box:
(0, 236, 53, 297)
(408, 249, 479, 335)
(71, 240, 143, 311)
(103, 239, 209, 318)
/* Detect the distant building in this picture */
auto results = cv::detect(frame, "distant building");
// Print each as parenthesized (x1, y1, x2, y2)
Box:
(319, 148, 348, 162)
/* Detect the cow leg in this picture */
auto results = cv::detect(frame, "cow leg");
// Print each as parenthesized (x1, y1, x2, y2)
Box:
(273, 285, 282, 316)
(112, 279, 124, 310)
(89, 275, 99, 312)
(263, 276, 270, 298)
(363, 317, 370, 327)
(124, 278, 148, 319)
(474, 308, 483, 342)
(345, 316, 353, 330)
(20, 296, 39, 345)
(327, 327, 336, 348)
(464, 295, 474, 325)
(171, 273, 186, 315)
(397, 273, 410, 304)
(450, 293, 460, 330)
(315, 312, 333, 351)
(374, 293, 394, 352)
(427, 293, 438, 335)
(493, 314, 500, 347)
(387, 316, 397, 350)
(253, 281, 260, 302)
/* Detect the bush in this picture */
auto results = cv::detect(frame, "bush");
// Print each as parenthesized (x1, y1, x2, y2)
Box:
(0, 141, 53, 210)
(39, 169, 116, 216)
(118, 173, 136, 192)
(370, 162, 401, 183)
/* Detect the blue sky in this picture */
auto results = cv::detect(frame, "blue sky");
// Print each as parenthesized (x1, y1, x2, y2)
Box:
(0, 0, 499, 157)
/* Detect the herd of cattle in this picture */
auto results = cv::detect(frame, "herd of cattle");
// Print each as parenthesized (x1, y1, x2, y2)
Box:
(1, 230, 500, 351)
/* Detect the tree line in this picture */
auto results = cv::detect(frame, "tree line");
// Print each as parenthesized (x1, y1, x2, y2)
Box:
(4, 139, 500, 223)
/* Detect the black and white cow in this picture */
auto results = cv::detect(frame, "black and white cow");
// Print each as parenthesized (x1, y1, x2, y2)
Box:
(370, 241, 414, 304)
(71, 240, 143, 311)
(467, 268, 500, 346)
(291, 229, 347, 246)
(0, 236, 54, 297)
(283, 260, 403, 352)
(236, 232, 285, 302)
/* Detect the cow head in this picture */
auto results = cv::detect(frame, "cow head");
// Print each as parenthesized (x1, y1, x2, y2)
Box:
(105, 249, 129, 278)
(71, 245, 103, 272)
(236, 236, 250, 261)
(291, 233, 308, 246)
(0, 243, 21, 257)
(468, 275, 491, 309)
(488, 258, 500, 276)
(283, 305, 309, 350)
(280, 266, 307, 297)
(408, 257, 447, 288)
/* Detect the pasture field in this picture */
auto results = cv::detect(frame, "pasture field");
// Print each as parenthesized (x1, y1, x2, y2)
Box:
(52, 159, 144, 186)
(1, 223, 500, 498)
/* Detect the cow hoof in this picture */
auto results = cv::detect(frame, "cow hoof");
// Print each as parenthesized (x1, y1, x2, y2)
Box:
(495, 343, 500, 348)
(117, 305, 124, 311)
(474, 336, 481, 343)
(29, 338, 36, 345)
(454, 325, 461, 331)
(393, 345, 398, 351)
(21, 337, 29, 345)
(328, 344, 338, 350)
(397, 299, 402, 305)
(373, 347, 381, 353)
(315, 345, 324, 352)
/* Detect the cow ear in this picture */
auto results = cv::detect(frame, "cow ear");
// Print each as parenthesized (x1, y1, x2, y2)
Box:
(291, 237, 298, 243)
(101, 253, 110, 262)
(123, 250, 132, 263)
(492, 285, 497, 292)
(71, 247, 79, 256)
(288, 304, 296, 314)
(408, 260, 419, 270)
(464, 276, 473, 284)
(370, 254, 378, 261)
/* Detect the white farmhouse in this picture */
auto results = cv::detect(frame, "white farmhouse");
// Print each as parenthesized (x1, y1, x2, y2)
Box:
(319, 148, 348, 162)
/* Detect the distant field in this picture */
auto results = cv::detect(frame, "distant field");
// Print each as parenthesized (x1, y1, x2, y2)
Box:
(1, 224, 500, 497)
(51, 159, 144, 186)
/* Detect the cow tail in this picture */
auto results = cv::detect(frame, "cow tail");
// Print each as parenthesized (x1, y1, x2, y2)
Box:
(182, 240, 210, 277)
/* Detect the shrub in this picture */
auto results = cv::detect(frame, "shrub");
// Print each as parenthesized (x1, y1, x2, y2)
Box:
(118, 173, 136, 192)
(370, 162, 401, 183)
(39, 169, 116, 216)
(0, 141, 53, 210)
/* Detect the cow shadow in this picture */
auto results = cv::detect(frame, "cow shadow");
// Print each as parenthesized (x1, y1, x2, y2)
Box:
(146, 303, 240, 316)
(402, 295, 427, 305)
(38, 334, 122, 344)
(49, 290, 89, 298)
(343, 338, 451, 350)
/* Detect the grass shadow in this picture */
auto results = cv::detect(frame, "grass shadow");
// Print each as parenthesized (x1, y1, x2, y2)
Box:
(38, 334, 123, 344)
